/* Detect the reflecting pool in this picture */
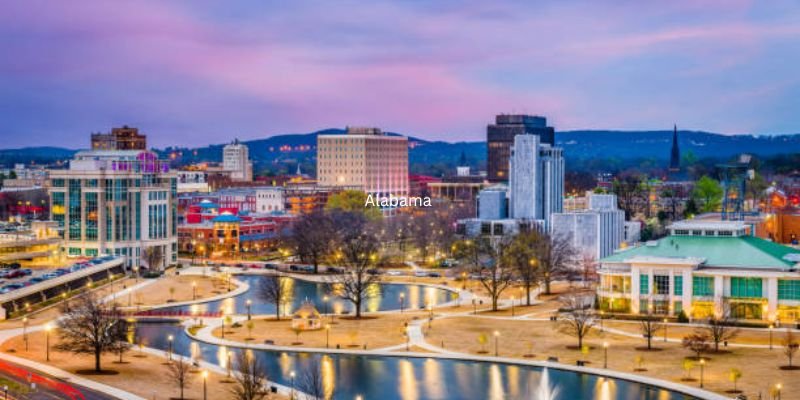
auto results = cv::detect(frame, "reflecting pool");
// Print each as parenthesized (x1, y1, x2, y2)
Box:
(162, 275, 458, 316)
(136, 323, 697, 400)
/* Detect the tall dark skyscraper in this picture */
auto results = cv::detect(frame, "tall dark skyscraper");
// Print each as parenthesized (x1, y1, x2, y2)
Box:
(487, 114, 555, 182)
(669, 124, 680, 172)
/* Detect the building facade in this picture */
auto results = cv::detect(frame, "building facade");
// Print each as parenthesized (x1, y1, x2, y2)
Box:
(223, 140, 253, 182)
(91, 126, 147, 151)
(551, 194, 625, 260)
(317, 127, 408, 199)
(48, 150, 178, 269)
(487, 114, 555, 182)
(598, 220, 800, 323)
(508, 134, 564, 227)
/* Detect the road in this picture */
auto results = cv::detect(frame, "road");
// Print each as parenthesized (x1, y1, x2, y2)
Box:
(0, 359, 116, 400)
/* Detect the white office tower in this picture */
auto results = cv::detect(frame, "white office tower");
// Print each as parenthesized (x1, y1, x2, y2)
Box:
(551, 193, 625, 260)
(223, 140, 253, 182)
(508, 134, 564, 227)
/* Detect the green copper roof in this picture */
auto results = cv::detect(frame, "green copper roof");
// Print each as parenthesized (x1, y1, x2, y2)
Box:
(602, 235, 800, 269)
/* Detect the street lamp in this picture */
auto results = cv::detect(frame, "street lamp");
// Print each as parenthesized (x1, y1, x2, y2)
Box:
(22, 317, 28, 351)
(494, 330, 500, 356)
(201, 370, 208, 400)
(599, 310, 604, 332)
(246, 299, 252, 321)
(461, 271, 467, 290)
(226, 351, 233, 378)
(192, 281, 197, 300)
(603, 341, 609, 368)
(290, 371, 296, 399)
(399, 293, 405, 314)
(775, 383, 782, 400)
(769, 324, 774, 350)
(472, 298, 477, 315)
(325, 324, 331, 348)
(167, 335, 174, 361)
(44, 324, 52, 361)
(699, 359, 705, 388)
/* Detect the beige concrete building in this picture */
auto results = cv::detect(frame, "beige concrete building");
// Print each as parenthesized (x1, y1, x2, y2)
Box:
(317, 127, 408, 198)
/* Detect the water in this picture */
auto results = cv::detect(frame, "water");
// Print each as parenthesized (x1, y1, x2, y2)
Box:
(136, 323, 697, 400)
(162, 275, 458, 316)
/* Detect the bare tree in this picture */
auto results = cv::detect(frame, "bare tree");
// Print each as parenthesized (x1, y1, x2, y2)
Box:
(578, 252, 597, 288)
(167, 356, 193, 400)
(298, 357, 335, 400)
(256, 273, 292, 320)
(557, 294, 596, 349)
(502, 232, 539, 306)
(143, 246, 163, 271)
(703, 310, 739, 352)
(639, 315, 663, 350)
(230, 350, 271, 400)
(783, 329, 799, 369)
(55, 293, 130, 372)
(325, 212, 382, 319)
(287, 212, 335, 274)
(682, 332, 711, 360)
(534, 232, 576, 295)
(455, 237, 514, 311)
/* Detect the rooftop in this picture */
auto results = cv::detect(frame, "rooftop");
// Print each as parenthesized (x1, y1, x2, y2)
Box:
(602, 234, 800, 270)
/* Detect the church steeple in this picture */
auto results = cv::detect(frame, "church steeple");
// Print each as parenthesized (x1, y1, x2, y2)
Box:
(669, 124, 680, 172)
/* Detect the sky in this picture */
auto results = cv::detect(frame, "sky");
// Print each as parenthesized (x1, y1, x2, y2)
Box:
(1, 0, 800, 149)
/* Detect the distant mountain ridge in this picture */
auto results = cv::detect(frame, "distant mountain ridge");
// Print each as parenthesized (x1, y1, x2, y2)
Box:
(3, 129, 800, 173)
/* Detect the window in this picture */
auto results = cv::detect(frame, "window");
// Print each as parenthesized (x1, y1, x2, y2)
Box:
(779, 280, 800, 301)
(693, 276, 714, 297)
(674, 276, 683, 296)
(640, 274, 649, 295)
(730, 277, 763, 298)
(654, 275, 670, 295)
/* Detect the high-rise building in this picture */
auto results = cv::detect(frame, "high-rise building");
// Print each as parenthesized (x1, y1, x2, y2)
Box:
(317, 127, 408, 198)
(508, 134, 564, 226)
(223, 140, 253, 182)
(487, 114, 555, 182)
(91, 126, 147, 151)
(48, 149, 178, 269)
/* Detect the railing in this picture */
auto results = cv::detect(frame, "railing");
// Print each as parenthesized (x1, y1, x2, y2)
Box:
(0, 258, 124, 304)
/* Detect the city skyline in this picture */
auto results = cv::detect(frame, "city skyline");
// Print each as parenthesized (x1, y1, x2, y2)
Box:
(2, 1, 800, 148)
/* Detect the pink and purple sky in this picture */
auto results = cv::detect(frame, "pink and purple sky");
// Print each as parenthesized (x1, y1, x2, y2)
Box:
(1, 0, 799, 148)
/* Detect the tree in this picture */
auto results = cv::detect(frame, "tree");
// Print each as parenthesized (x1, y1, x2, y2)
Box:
(167, 356, 193, 400)
(501, 232, 539, 305)
(533, 232, 576, 295)
(692, 175, 723, 213)
(298, 356, 335, 400)
(230, 351, 270, 400)
(256, 274, 292, 320)
(55, 293, 130, 372)
(143, 246, 164, 271)
(454, 237, 514, 311)
(728, 368, 742, 393)
(682, 332, 710, 360)
(325, 190, 382, 220)
(612, 173, 646, 219)
(557, 294, 596, 349)
(578, 252, 597, 289)
(639, 315, 663, 350)
(783, 329, 799, 369)
(287, 212, 335, 274)
(703, 312, 739, 352)
(477, 333, 489, 354)
(325, 212, 382, 318)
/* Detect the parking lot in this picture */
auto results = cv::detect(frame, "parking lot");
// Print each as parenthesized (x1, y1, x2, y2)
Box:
(0, 255, 118, 294)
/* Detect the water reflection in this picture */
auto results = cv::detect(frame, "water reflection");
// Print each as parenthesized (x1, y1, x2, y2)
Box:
(161, 275, 457, 316)
(135, 323, 696, 400)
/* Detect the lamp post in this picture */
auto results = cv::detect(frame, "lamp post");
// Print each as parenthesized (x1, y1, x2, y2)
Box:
(22, 317, 28, 351)
(603, 341, 609, 368)
(461, 272, 467, 290)
(599, 310, 604, 332)
(699, 359, 705, 388)
(226, 351, 232, 378)
(325, 324, 331, 348)
(201, 370, 208, 400)
(192, 281, 197, 300)
(775, 383, 782, 400)
(494, 330, 500, 356)
(399, 293, 405, 314)
(290, 371, 296, 399)
(769, 324, 774, 350)
(44, 324, 52, 362)
(663, 318, 668, 342)
(167, 335, 174, 361)
(246, 299, 252, 321)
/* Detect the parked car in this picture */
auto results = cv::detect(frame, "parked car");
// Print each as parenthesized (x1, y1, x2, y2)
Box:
(42, 273, 59, 279)
(326, 266, 344, 274)
(427, 272, 442, 278)
(6, 270, 25, 279)
(54, 268, 70, 275)
(28, 277, 45, 284)
(386, 270, 403, 276)
(414, 271, 428, 277)
(20, 269, 32, 276)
